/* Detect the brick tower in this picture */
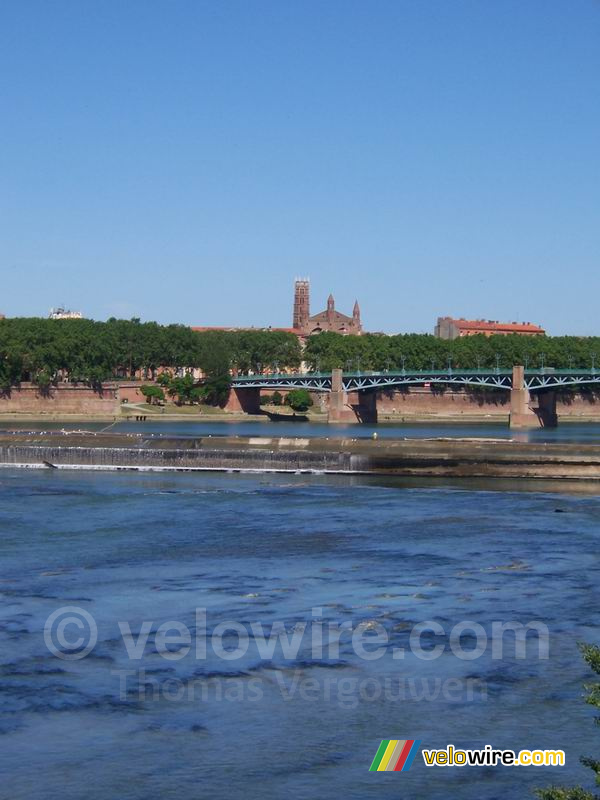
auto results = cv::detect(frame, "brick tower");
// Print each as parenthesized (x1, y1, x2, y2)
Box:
(293, 279, 310, 330)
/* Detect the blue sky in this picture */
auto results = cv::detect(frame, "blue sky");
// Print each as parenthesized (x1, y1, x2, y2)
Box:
(1, 1, 599, 334)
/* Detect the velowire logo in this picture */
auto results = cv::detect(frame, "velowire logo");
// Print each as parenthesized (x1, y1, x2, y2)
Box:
(369, 739, 421, 772)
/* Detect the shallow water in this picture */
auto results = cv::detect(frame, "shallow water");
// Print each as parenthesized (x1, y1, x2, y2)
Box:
(3, 418, 600, 444)
(1, 469, 599, 799)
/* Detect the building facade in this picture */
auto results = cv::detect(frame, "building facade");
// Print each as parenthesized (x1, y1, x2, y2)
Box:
(292, 279, 362, 335)
(49, 307, 83, 320)
(435, 316, 545, 339)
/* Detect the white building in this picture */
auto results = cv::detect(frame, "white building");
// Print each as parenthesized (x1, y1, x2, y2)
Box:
(49, 307, 83, 320)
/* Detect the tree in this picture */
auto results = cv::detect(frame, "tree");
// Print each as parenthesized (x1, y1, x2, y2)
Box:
(1, 317, 600, 391)
(34, 369, 54, 395)
(260, 391, 283, 406)
(0, 349, 23, 394)
(285, 388, 313, 412)
(157, 372, 173, 387)
(140, 385, 164, 405)
(201, 374, 231, 406)
(536, 644, 600, 800)
(167, 374, 196, 405)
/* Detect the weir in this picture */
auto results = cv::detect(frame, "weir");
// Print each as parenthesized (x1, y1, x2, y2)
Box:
(0, 444, 359, 473)
(1, 437, 600, 479)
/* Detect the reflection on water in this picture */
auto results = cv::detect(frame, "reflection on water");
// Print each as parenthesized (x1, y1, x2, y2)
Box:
(2, 418, 600, 443)
(0, 468, 599, 799)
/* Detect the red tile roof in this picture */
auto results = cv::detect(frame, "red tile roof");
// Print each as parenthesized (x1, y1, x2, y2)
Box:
(453, 319, 545, 334)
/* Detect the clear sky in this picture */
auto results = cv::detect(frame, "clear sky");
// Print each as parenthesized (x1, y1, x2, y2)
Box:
(1, 1, 599, 334)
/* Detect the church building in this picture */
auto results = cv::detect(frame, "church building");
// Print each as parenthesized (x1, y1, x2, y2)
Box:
(292, 279, 362, 336)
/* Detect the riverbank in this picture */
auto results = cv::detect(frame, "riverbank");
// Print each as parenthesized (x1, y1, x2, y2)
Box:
(5, 410, 600, 426)
(0, 411, 509, 424)
(0, 411, 507, 424)
(0, 405, 328, 424)
(1, 431, 600, 480)
(4, 381, 600, 424)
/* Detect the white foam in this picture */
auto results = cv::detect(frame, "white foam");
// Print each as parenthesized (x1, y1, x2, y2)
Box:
(0, 462, 364, 475)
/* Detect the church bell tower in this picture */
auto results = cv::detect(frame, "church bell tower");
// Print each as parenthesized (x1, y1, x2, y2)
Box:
(293, 279, 310, 330)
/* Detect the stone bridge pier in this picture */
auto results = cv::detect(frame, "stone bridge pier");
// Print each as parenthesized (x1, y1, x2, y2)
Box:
(509, 366, 557, 429)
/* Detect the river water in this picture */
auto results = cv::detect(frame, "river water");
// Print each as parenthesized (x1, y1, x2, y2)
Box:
(3, 418, 600, 443)
(1, 467, 599, 799)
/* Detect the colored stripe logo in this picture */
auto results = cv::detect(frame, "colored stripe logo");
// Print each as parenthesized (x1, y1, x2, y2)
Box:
(369, 739, 421, 772)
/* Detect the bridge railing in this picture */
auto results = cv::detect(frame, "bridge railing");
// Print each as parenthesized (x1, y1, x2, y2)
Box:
(232, 367, 598, 380)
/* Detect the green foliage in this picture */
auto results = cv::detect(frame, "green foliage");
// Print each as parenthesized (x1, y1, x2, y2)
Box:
(140, 385, 164, 404)
(0, 318, 302, 388)
(0, 349, 23, 393)
(536, 789, 598, 800)
(199, 374, 231, 406)
(34, 369, 54, 394)
(536, 643, 600, 800)
(153, 371, 231, 407)
(1, 317, 599, 393)
(156, 372, 173, 387)
(166, 374, 196, 405)
(285, 388, 313, 412)
(260, 390, 283, 406)
(304, 332, 600, 372)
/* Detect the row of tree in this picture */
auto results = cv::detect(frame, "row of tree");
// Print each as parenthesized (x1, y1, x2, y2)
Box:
(153, 372, 231, 406)
(0, 318, 301, 391)
(1, 317, 600, 392)
(303, 331, 600, 372)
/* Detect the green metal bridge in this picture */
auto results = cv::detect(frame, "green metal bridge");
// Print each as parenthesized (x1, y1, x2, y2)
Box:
(232, 368, 600, 393)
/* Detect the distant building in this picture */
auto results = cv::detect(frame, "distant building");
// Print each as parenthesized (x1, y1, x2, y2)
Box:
(435, 316, 545, 339)
(49, 307, 83, 320)
(191, 325, 297, 335)
(292, 279, 362, 335)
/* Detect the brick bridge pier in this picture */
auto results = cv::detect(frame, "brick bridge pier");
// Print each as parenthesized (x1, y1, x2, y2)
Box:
(328, 368, 378, 423)
(509, 365, 557, 429)
(329, 366, 556, 428)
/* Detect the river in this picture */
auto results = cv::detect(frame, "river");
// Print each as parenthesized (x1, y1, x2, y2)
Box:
(2, 418, 600, 443)
(0, 468, 598, 799)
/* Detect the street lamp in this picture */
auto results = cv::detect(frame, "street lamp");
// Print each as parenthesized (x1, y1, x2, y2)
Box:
(430, 358, 436, 372)
(447, 355, 452, 373)
(495, 353, 501, 374)
(401, 355, 406, 375)
(568, 355, 574, 370)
